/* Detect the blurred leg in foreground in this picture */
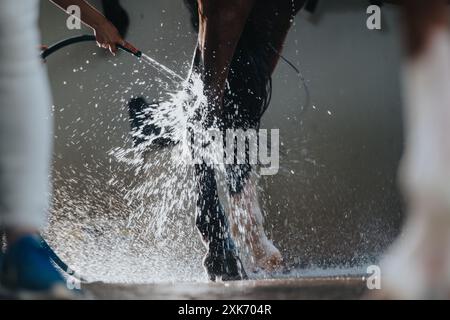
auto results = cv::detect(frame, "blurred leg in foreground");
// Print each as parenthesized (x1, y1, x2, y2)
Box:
(381, 0, 450, 298)
(0, 0, 69, 298)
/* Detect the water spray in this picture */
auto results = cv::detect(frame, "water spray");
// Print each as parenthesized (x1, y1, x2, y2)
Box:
(41, 34, 183, 81)
(39, 34, 180, 283)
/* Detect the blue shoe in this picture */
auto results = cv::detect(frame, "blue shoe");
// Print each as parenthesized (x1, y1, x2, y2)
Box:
(0, 235, 73, 299)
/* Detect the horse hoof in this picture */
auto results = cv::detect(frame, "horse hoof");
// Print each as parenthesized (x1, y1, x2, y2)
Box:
(203, 246, 248, 282)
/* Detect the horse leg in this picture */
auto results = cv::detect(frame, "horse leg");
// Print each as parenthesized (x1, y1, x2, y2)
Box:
(228, 178, 285, 272)
(192, 0, 255, 281)
(380, 0, 450, 298)
(226, 0, 306, 272)
(250, 0, 306, 74)
(197, 0, 256, 117)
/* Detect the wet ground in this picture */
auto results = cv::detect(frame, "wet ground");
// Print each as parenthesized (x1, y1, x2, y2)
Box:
(83, 277, 367, 300)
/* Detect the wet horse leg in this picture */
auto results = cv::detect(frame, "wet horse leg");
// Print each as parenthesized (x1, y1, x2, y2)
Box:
(381, 0, 450, 298)
(197, 0, 256, 117)
(192, 0, 255, 281)
(250, 0, 306, 74)
(226, 0, 306, 272)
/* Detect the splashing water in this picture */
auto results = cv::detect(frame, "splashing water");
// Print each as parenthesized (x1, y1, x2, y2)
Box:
(45, 49, 246, 283)
(45, 46, 371, 284)
(110, 69, 220, 242)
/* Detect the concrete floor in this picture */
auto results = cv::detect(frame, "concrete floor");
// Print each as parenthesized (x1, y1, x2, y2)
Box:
(83, 277, 367, 300)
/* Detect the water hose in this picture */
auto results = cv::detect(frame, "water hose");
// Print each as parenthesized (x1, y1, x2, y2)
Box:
(41, 34, 142, 60)
(39, 34, 143, 283)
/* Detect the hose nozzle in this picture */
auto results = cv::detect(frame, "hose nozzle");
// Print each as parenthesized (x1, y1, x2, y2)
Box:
(120, 41, 142, 58)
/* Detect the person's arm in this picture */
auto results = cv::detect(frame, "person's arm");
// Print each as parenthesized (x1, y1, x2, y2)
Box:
(50, 0, 124, 54)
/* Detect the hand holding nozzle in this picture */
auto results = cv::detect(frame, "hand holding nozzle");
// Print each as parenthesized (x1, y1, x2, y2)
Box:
(93, 18, 124, 55)
(92, 17, 141, 57)
(40, 35, 142, 61)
